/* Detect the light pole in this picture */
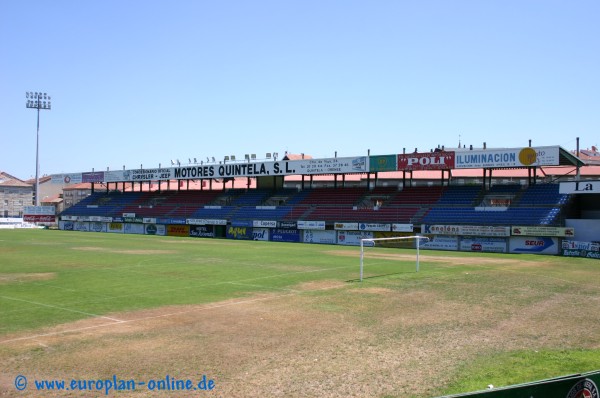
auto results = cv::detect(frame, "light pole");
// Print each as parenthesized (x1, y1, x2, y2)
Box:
(26, 92, 51, 206)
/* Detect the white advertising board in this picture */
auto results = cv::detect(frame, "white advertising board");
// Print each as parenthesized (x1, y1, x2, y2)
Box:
(24, 206, 55, 215)
(252, 228, 270, 241)
(559, 181, 600, 194)
(303, 230, 337, 244)
(459, 237, 507, 253)
(73, 222, 90, 232)
(392, 223, 414, 232)
(509, 236, 559, 255)
(358, 223, 391, 232)
(104, 170, 126, 182)
(186, 218, 228, 225)
(89, 222, 107, 233)
(337, 230, 374, 246)
(124, 223, 145, 235)
(511, 226, 574, 237)
(423, 224, 511, 237)
(253, 220, 277, 228)
(298, 220, 326, 230)
(421, 236, 459, 251)
(454, 146, 559, 169)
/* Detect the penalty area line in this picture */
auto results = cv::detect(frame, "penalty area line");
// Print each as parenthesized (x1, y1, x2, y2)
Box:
(0, 296, 124, 322)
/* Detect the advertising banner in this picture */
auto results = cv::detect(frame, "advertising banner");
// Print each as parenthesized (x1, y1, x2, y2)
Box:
(82, 171, 105, 183)
(252, 228, 270, 241)
(278, 221, 297, 229)
(166, 225, 190, 237)
(370, 155, 397, 172)
(509, 236, 558, 255)
(334, 222, 359, 230)
(337, 230, 374, 246)
(51, 173, 82, 184)
(60, 221, 74, 230)
(231, 220, 253, 227)
(561, 240, 600, 260)
(459, 237, 507, 253)
(559, 181, 600, 194)
(89, 222, 107, 233)
(124, 223, 145, 234)
(359, 223, 391, 232)
(421, 235, 459, 251)
(123, 168, 173, 182)
(74, 222, 90, 232)
(293, 156, 368, 175)
(123, 217, 144, 224)
(226, 226, 253, 240)
(253, 220, 277, 228)
(397, 152, 455, 170)
(512, 226, 574, 237)
(104, 170, 126, 182)
(424, 224, 510, 237)
(391, 223, 414, 232)
(297, 220, 326, 230)
(190, 225, 215, 238)
(271, 229, 301, 243)
(173, 161, 299, 180)
(108, 222, 124, 233)
(88, 216, 112, 222)
(24, 206, 55, 215)
(143, 218, 157, 224)
(144, 224, 158, 235)
(23, 215, 55, 223)
(454, 146, 560, 169)
(186, 218, 227, 225)
(303, 230, 337, 244)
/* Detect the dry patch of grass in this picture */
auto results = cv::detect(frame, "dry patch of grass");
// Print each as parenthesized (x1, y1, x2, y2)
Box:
(0, 273, 55, 284)
(72, 246, 177, 255)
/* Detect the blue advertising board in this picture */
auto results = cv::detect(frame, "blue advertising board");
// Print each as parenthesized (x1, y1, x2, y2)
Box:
(270, 229, 301, 243)
(226, 226, 253, 240)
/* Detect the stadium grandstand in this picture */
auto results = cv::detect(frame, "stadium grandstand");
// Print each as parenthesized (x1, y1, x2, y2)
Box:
(11, 144, 599, 258)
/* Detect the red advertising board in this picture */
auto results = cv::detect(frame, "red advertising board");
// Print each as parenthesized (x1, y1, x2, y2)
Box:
(23, 215, 56, 222)
(167, 225, 190, 237)
(397, 152, 455, 170)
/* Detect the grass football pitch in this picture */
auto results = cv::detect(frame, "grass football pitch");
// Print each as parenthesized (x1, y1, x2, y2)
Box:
(1, 229, 599, 397)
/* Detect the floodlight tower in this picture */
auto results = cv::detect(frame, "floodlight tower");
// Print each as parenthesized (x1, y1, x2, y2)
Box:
(26, 92, 51, 206)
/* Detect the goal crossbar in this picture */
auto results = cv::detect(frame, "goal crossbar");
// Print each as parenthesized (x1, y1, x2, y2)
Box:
(359, 235, 429, 281)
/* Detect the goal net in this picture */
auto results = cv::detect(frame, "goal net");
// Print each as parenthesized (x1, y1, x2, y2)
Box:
(359, 235, 429, 282)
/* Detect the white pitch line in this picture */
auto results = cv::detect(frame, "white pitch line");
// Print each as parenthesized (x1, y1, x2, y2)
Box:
(0, 321, 127, 344)
(0, 283, 346, 345)
(35, 340, 49, 348)
(226, 281, 299, 293)
(0, 296, 124, 322)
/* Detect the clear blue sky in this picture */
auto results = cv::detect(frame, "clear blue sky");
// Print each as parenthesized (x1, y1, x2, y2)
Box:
(1, 0, 598, 180)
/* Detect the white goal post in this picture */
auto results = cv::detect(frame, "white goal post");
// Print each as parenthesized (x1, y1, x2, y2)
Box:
(359, 235, 430, 282)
